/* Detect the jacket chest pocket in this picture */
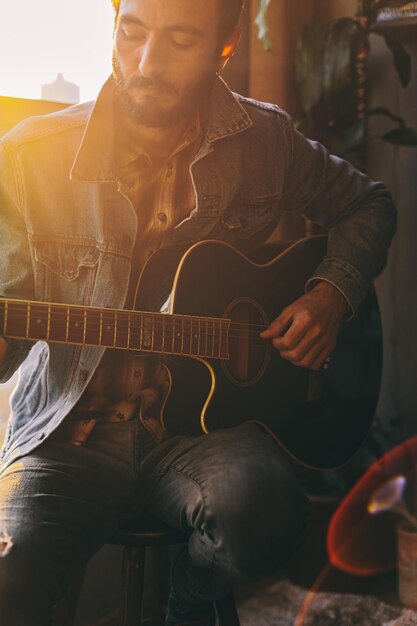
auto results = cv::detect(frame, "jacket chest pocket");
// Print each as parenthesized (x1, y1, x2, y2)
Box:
(222, 197, 281, 241)
(34, 241, 100, 304)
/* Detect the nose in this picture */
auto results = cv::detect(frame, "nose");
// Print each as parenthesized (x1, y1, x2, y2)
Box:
(138, 34, 163, 79)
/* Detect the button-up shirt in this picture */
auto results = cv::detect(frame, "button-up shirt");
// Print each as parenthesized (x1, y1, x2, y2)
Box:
(65, 105, 203, 445)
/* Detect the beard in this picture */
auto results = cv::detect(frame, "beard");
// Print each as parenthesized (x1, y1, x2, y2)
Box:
(112, 52, 215, 128)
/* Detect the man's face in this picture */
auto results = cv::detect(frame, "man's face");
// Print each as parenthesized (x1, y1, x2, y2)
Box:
(113, 0, 224, 127)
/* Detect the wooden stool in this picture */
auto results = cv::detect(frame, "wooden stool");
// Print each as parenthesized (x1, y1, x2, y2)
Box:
(56, 515, 241, 626)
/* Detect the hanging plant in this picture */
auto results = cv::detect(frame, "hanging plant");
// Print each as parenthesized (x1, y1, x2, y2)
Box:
(255, 0, 417, 150)
(255, 0, 272, 50)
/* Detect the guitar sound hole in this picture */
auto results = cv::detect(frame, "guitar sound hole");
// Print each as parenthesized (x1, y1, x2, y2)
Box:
(222, 298, 270, 387)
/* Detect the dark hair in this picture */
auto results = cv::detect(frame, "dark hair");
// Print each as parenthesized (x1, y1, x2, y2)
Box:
(111, 0, 243, 42)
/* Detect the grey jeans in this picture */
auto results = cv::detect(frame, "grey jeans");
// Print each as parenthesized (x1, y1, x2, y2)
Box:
(0, 419, 309, 625)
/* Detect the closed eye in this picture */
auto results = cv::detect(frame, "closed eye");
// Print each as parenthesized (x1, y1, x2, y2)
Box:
(170, 34, 195, 49)
(121, 28, 146, 42)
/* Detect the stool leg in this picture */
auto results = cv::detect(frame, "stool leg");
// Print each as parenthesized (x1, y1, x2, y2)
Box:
(120, 546, 146, 626)
(215, 590, 240, 626)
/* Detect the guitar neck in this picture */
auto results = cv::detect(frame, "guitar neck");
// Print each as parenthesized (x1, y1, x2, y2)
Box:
(0, 298, 230, 360)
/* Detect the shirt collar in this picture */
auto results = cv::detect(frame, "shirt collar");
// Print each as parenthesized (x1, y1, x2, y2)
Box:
(115, 101, 202, 173)
(70, 74, 252, 183)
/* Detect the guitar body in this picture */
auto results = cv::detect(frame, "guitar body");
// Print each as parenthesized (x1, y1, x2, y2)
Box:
(135, 237, 382, 469)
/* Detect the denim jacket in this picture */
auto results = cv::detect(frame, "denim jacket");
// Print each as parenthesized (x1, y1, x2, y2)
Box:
(0, 76, 396, 469)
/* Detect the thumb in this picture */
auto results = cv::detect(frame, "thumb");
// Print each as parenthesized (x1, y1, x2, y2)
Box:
(260, 310, 292, 339)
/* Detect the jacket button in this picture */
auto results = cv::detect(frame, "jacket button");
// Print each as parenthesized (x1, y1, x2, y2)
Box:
(158, 212, 168, 224)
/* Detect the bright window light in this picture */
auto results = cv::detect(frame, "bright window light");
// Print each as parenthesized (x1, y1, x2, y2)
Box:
(0, 0, 115, 102)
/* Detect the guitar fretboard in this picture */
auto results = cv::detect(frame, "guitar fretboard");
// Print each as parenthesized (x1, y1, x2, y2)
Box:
(0, 299, 230, 360)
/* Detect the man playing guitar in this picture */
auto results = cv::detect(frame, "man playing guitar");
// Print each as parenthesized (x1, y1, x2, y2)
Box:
(0, 1, 396, 624)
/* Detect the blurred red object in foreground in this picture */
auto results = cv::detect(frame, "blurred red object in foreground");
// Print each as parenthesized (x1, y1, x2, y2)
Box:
(327, 436, 417, 576)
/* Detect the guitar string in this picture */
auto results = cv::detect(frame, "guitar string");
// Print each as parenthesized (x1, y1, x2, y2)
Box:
(1, 321, 269, 347)
(1, 310, 271, 334)
(1, 323, 269, 345)
(2, 325, 269, 344)
(1, 305, 271, 331)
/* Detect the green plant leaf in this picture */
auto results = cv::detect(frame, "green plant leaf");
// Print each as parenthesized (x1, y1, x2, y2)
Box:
(367, 107, 406, 127)
(382, 33, 412, 88)
(382, 127, 417, 146)
(295, 25, 327, 120)
(255, 0, 272, 51)
(323, 18, 362, 132)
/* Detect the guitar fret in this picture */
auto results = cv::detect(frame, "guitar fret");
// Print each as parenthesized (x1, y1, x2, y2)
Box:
(173, 316, 183, 355)
(141, 315, 153, 350)
(181, 317, 184, 354)
(220, 319, 229, 359)
(198, 317, 201, 357)
(67, 307, 84, 344)
(83, 309, 87, 344)
(29, 304, 49, 340)
(47, 305, 51, 340)
(48, 305, 66, 342)
(114, 311, 118, 347)
(65, 306, 70, 341)
(183, 316, 191, 356)
(189, 316, 193, 356)
(3, 301, 8, 336)
(127, 312, 131, 349)
(128, 313, 140, 350)
(139, 314, 144, 350)
(151, 316, 155, 351)
(99, 310, 103, 346)
(101, 310, 116, 347)
(26, 303, 30, 338)
(162, 315, 172, 354)
(204, 318, 208, 357)
(84, 308, 100, 346)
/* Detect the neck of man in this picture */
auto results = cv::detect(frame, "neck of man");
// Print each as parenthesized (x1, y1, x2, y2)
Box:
(123, 111, 197, 159)
(131, 116, 194, 160)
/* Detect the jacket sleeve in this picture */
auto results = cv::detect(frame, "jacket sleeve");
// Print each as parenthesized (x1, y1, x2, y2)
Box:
(0, 141, 36, 382)
(280, 113, 397, 317)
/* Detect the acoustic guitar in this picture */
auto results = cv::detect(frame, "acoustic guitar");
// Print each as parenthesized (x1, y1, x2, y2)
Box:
(0, 235, 382, 469)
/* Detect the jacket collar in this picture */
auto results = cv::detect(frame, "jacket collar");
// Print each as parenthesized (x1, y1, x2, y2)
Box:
(70, 75, 252, 183)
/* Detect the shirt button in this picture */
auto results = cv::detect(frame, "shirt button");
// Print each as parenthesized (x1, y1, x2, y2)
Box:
(158, 212, 168, 224)
(79, 370, 88, 384)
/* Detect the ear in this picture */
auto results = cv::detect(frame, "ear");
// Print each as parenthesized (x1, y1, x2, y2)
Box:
(218, 27, 241, 72)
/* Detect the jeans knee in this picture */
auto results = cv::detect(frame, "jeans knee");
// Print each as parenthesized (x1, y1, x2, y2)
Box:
(207, 460, 309, 582)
